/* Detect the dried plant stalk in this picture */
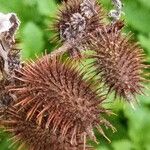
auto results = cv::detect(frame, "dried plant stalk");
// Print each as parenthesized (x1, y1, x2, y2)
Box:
(109, 0, 123, 23)
(0, 13, 20, 76)
(0, 13, 21, 109)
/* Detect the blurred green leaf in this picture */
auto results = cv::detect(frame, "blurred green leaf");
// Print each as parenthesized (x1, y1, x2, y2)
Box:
(138, 34, 150, 50)
(23, 0, 37, 6)
(97, 146, 110, 150)
(124, 107, 150, 150)
(124, 0, 150, 34)
(112, 139, 132, 150)
(37, 0, 57, 16)
(21, 22, 44, 59)
(138, 34, 150, 60)
(0, 130, 16, 150)
(138, 84, 150, 105)
(137, 0, 150, 9)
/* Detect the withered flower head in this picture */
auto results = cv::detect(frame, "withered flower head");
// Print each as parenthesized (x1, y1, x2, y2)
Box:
(7, 55, 115, 149)
(88, 26, 145, 103)
(52, 0, 104, 57)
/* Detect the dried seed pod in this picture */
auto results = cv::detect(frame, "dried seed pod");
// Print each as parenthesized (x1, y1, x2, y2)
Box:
(8, 55, 115, 149)
(0, 107, 93, 150)
(52, 0, 104, 57)
(88, 26, 145, 103)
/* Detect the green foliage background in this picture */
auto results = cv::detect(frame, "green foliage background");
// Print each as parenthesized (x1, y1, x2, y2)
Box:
(0, 0, 150, 150)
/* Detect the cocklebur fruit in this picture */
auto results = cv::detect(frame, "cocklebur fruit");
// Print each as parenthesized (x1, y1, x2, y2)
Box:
(52, 0, 105, 58)
(88, 25, 145, 104)
(7, 55, 115, 149)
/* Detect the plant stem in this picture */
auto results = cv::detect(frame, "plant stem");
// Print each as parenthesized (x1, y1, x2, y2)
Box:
(48, 42, 72, 57)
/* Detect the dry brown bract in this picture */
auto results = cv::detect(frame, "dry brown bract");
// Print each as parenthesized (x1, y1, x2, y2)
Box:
(0, 13, 20, 110)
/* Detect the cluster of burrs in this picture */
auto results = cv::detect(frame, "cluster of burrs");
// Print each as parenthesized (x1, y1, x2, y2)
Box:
(0, 0, 148, 150)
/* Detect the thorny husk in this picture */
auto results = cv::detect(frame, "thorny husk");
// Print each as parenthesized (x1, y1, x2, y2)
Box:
(0, 107, 95, 150)
(52, 0, 105, 58)
(7, 55, 115, 149)
(87, 24, 145, 103)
